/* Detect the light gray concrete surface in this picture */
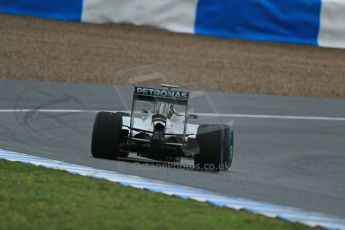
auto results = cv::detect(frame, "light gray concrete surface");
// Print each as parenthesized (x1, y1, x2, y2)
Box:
(0, 79, 345, 218)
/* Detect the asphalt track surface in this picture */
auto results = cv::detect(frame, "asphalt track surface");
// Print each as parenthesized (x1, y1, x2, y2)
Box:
(1, 79, 345, 219)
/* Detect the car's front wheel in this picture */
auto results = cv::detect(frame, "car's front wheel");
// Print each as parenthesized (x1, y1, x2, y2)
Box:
(91, 112, 123, 159)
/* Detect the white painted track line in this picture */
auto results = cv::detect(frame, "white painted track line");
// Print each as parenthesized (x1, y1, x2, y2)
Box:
(0, 109, 345, 121)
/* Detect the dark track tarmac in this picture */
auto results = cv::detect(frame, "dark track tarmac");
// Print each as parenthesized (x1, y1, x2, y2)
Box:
(1, 79, 345, 218)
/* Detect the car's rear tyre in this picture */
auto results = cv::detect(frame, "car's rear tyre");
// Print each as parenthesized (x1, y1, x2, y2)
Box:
(223, 125, 234, 170)
(195, 124, 234, 171)
(91, 112, 123, 159)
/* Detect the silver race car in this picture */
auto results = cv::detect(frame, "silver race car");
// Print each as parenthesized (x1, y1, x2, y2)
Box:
(91, 84, 234, 171)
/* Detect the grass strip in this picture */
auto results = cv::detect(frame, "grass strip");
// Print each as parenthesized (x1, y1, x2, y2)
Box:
(0, 160, 311, 230)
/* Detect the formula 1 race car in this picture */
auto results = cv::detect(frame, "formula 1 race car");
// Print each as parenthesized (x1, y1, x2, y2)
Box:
(91, 84, 234, 171)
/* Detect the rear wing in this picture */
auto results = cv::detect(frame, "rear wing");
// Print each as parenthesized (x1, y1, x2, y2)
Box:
(133, 86, 189, 105)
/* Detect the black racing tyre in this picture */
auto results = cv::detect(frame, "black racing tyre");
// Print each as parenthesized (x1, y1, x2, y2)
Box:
(223, 125, 234, 170)
(91, 112, 123, 159)
(195, 124, 234, 171)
